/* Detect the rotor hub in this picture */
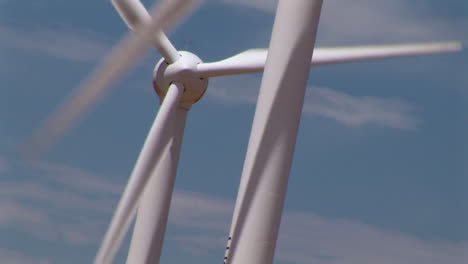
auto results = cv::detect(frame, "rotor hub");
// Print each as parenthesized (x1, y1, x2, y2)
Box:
(153, 51, 208, 107)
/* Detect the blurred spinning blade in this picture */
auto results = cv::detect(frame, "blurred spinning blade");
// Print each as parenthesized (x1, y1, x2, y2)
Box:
(24, 0, 199, 157)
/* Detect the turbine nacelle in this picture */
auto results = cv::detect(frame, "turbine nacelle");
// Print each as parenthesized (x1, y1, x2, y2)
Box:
(153, 51, 208, 107)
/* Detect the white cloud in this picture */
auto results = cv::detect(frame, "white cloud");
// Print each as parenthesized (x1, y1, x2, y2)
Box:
(222, 0, 466, 44)
(0, 161, 117, 245)
(212, 0, 463, 131)
(278, 212, 468, 264)
(0, 200, 50, 227)
(0, 156, 8, 173)
(206, 76, 260, 105)
(0, 181, 115, 213)
(207, 77, 419, 130)
(170, 191, 232, 232)
(168, 190, 468, 264)
(0, 200, 64, 242)
(0, 165, 231, 246)
(0, 248, 51, 264)
(171, 233, 226, 257)
(0, 187, 108, 245)
(29, 161, 123, 195)
(2, 160, 467, 263)
(0, 25, 109, 61)
(222, 0, 276, 13)
(304, 87, 419, 129)
(318, 0, 464, 44)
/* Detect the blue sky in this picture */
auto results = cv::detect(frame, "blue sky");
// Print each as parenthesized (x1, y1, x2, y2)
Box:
(0, 0, 467, 263)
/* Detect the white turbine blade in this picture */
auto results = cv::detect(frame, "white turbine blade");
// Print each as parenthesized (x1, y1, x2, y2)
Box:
(197, 42, 462, 78)
(112, 0, 152, 31)
(197, 49, 267, 77)
(224, 0, 323, 264)
(125, 107, 188, 264)
(111, 0, 180, 63)
(94, 83, 184, 264)
(24, 0, 198, 157)
(311, 42, 462, 66)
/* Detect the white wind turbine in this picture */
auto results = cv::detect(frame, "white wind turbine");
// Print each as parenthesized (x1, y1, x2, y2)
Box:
(25, 0, 462, 263)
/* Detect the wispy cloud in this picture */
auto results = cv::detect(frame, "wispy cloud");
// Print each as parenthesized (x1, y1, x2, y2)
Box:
(207, 77, 419, 130)
(0, 25, 109, 61)
(304, 87, 419, 129)
(0, 248, 51, 264)
(223, 0, 466, 44)
(0, 160, 117, 246)
(207, 76, 260, 105)
(167, 190, 468, 264)
(0, 200, 50, 228)
(0, 187, 109, 245)
(2, 159, 466, 263)
(318, 0, 465, 45)
(277, 212, 468, 264)
(0, 199, 60, 241)
(0, 155, 8, 173)
(169, 194, 468, 264)
(29, 161, 123, 195)
(222, 0, 276, 13)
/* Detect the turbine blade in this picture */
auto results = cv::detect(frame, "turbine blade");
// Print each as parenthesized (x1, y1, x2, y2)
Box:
(311, 42, 462, 65)
(23, 0, 198, 158)
(224, 1, 323, 264)
(125, 107, 188, 264)
(197, 42, 462, 77)
(111, 0, 181, 63)
(94, 83, 184, 264)
(112, 0, 150, 31)
(197, 49, 267, 77)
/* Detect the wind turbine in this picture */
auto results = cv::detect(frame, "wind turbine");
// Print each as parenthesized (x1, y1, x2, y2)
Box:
(24, 0, 462, 263)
